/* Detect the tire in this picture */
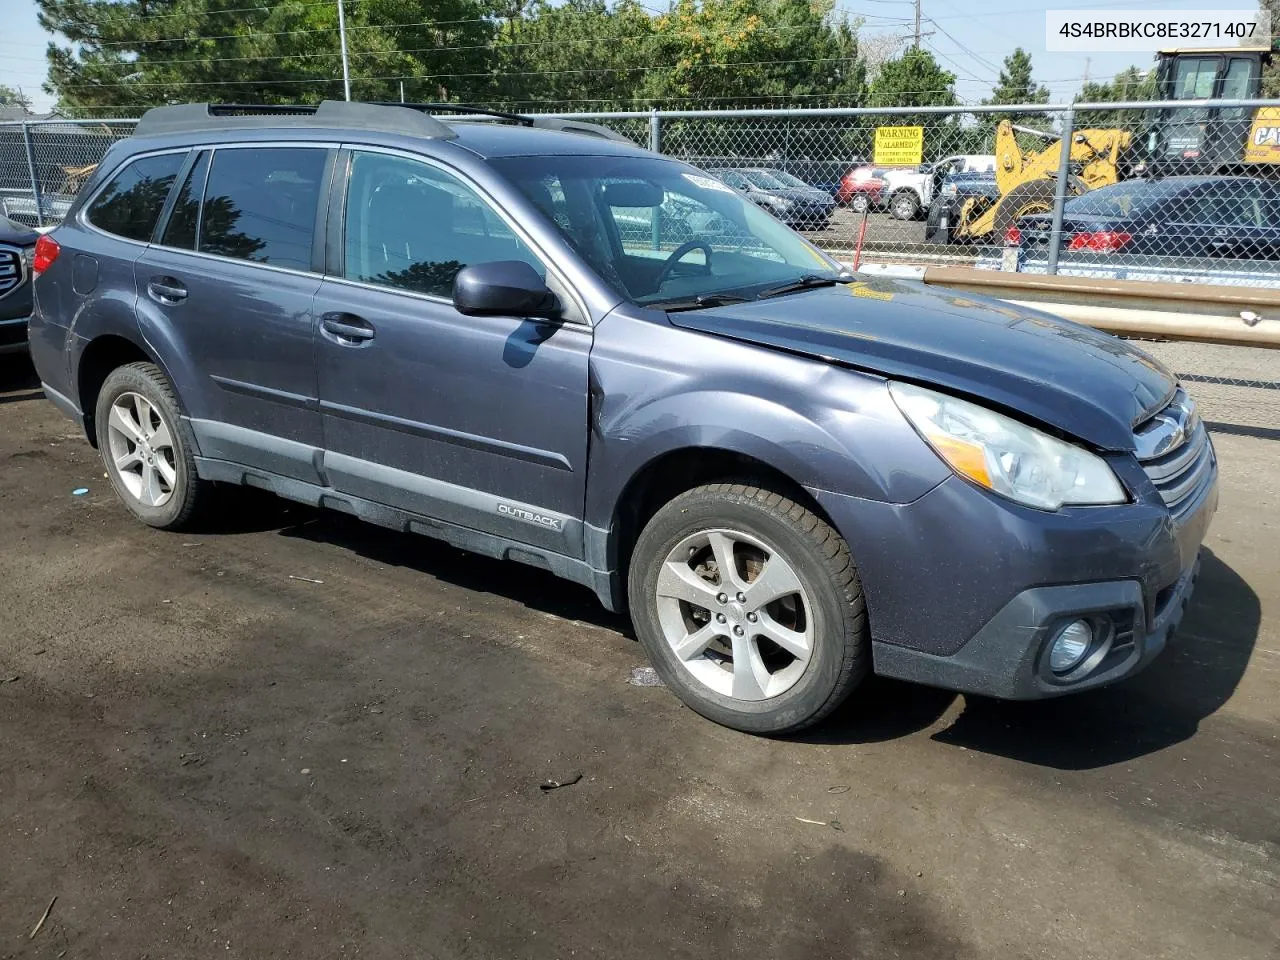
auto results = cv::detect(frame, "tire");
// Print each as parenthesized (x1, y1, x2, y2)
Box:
(849, 194, 870, 214)
(94, 361, 211, 530)
(627, 482, 869, 735)
(991, 179, 1059, 243)
(889, 190, 921, 221)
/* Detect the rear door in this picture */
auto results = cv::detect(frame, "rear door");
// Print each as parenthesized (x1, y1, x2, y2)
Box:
(312, 147, 592, 557)
(136, 144, 333, 482)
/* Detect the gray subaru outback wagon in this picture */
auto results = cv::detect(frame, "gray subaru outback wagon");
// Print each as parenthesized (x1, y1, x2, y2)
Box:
(27, 101, 1216, 734)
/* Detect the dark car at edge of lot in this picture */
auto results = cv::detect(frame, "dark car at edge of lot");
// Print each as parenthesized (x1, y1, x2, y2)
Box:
(25, 100, 1217, 735)
(0, 213, 38, 354)
(707, 166, 836, 229)
(1010, 176, 1280, 260)
(925, 170, 999, 244)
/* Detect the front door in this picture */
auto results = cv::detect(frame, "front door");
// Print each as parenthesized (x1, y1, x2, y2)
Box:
(136, 145, 331, 482)
(313, 148, 591, 557)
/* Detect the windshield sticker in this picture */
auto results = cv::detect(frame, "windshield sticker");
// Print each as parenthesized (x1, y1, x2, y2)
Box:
(849, 282, 894, 302)
(683, 173, 735, 193)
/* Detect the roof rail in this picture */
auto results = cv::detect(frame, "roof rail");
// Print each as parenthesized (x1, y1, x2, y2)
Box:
(380, 102, 535, 126)
(526, 117, 636, 145)
(133, 100, 455, 140)
(377, 101, 635, 144)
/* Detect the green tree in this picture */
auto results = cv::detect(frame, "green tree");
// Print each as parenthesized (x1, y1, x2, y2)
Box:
(1262, 0, 1280, 96)
(868, 46, 954, 110)
(640, 0, 865, 108)
(983, 47, 1049, 128)
(38, 0, 498, 114)
(490, 0, 654, 109)
(0, 85, 34, 112)
(1074, 65, 1156, 129)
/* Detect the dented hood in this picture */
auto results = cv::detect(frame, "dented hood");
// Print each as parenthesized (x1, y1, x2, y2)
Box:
(668, 277, 1176, 451)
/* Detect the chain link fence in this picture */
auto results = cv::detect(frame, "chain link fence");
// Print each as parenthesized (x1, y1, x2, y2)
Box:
(5, 100, 1280, 283)
(2, 101, 1277, 433)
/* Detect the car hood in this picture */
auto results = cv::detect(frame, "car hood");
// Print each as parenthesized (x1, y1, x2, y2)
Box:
(668, 278, 1175, 451)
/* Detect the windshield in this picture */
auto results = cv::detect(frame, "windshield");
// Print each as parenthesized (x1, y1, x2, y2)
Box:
(1065, 179, 1186, 218)
(740, 169, 788, 189)
(768, 170, 811, 189)
(492, 155, 842, 307)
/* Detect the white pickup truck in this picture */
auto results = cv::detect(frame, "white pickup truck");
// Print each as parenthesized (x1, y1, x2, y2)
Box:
(878, 154, 996, 220)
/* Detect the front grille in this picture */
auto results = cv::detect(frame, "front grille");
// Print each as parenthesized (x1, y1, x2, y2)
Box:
(0, 245, 22, 299)
(1135, 388, 1215, 518)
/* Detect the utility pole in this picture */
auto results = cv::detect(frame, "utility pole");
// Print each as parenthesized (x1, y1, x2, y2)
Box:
(913, 0, 921, 49)
(1082, 56, 1091, 87)
(337, 0, 352, 102)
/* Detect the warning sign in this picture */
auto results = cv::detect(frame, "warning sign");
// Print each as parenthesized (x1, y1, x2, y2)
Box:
(873, 126, 924, 166)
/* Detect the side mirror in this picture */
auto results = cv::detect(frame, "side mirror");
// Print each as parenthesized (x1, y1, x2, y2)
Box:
(453, 260, 559, 319)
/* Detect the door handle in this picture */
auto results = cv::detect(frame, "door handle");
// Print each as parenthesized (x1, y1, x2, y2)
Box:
(321, 311, 376, 344)
(147, 276, 187, 304)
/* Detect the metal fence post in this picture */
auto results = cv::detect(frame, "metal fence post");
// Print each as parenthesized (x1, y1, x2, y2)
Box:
(1045, 108, 1075, 276)
(21, 121, 46, 229)
(648, 109, 662, 154)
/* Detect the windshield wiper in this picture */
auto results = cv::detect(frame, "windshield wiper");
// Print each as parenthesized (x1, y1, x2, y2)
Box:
(657, 293, 753, 312)
(757, 273, 853, 300)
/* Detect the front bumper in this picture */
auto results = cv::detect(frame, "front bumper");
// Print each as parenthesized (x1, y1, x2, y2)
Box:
(814, 458, 1218, 700)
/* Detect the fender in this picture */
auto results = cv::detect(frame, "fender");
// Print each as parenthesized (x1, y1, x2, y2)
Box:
(583, 309, 951, 536)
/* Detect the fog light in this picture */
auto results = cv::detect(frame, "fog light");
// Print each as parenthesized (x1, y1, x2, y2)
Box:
(1049, 620, 1093, 674)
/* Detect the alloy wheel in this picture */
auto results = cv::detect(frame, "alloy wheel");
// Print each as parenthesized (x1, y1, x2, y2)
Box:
(106, 391, 178, 508)
(654, 527, 814, 701)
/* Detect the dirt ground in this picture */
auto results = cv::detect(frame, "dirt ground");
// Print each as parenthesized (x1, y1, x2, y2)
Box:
(1, 351, 1276, 960)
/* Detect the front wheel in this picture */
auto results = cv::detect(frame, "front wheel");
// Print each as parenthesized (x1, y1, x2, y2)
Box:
(849, 194, 871, 214)
(627, 483, 869, 734)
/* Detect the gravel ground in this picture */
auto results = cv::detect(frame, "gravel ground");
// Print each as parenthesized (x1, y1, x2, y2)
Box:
(1, 350, 1276, 960)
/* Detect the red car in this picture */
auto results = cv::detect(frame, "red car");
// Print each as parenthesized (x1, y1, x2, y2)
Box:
(836, 165, 886, 212)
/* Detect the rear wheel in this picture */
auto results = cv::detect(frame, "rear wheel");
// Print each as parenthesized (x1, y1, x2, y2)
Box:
(95, 361, 211, 530)
(627, 483, 869, 734)
(992, 179, 1060, 242)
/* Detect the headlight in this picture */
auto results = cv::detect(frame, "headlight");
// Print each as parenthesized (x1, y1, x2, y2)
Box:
(768, 197, 794, 212)
(942, 183, 958, 196)
(890, 382, 1126, 510)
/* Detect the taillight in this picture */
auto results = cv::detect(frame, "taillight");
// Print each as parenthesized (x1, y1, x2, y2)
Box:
(32, 234, 60, 276)
(1005, 226, 1022, 246)
(1067, 231, 1132, 252)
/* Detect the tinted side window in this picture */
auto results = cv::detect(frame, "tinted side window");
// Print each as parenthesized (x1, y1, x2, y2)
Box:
(161, 151, 209, 250)
(343, 151, 544, 299)
(85, 152, 185, 242)
(199, 147, 326, 269)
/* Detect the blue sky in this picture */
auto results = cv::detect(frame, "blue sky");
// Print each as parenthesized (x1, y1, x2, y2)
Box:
(0, 0, 1251, 113)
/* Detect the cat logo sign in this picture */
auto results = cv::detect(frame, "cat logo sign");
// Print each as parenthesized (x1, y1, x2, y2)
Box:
(1245, 106, 1280, 165)
(873, 126, 924, 166)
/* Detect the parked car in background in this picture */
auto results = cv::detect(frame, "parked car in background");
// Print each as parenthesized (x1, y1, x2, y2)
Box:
(0, 213, 38, 354)
(0, 191, 76, 229)
(708, 167, 835, 228)
(925, 170, 1000, 243)
(1010, 176, 1280, 260)
(836, 165, 885, 212)
(842, 155, 997, 221)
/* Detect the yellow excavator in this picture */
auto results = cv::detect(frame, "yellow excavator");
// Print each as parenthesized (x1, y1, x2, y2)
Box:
(944, 46, 1280, 244)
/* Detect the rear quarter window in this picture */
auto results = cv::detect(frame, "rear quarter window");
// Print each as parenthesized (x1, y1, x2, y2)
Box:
(85, 152, 186, 242)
